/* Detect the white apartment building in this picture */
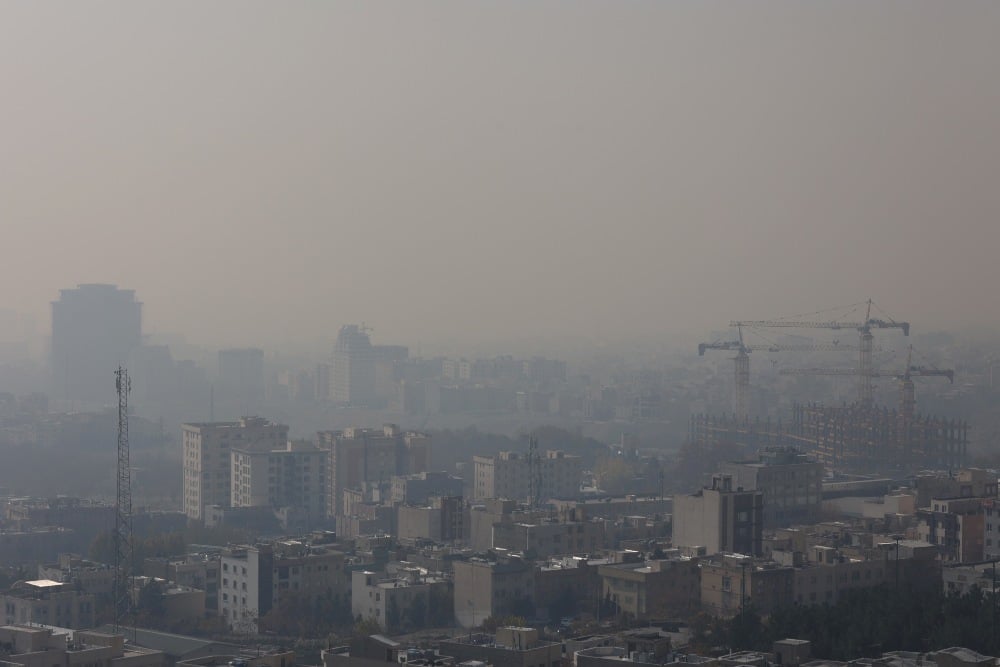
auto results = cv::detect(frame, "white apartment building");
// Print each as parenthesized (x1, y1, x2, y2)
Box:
(218, 541, 347, 632)
(182, 417, 289, 521)
(231, 440, 327, 520)
(351, 567, 447, 634)
(473, 450, 581, 502)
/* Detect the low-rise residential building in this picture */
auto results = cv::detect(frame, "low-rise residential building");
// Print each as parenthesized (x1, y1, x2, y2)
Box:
(0, 626, 164, 667)
(177, 648, 296, 667)
(143, 554, 221, 615)
(38, 554, 115, 598)
(550, 497, 673, 522)
(473, 450, 582, 502)
(943, 561, 998, 597)
(390, 472, 464, 505)
(982, 499, 1000, 559)
(700, 554, 794, 618)
(0, 580, 95, 629)
(397, 496, 464, 543)
(133, 577, 207, 628)
(598, 556, 700, 621)
(351, 566, 449, 633)
(673, 475, 763, 557)
(492, 519, 606, 559)
(789, 545, 899, 606)
(535, 556, 605, 621)
(218, 540, 348, 632)
(453, 558, 535, 628)
(915, 497, 985, 563)
(440, 628, 562, 667)
(722, 448, 824, 528)
(914, 469, 998, 509)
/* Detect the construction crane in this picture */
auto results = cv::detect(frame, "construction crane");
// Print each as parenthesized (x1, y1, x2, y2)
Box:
(732, 299, 910, 406)
(699, 326, 860, 420)
(779, 346, 953, 418)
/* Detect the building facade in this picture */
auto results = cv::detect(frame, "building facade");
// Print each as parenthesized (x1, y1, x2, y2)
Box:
(1, 580, 96, 629)
(182, 417, 289, 521)
(218, 541, 347, 632)
(318, 424, 431, 518)
(453, 558, 535, 628)
(231, 440, 327, 521)
(673, 474, 764, 557)
(473, 450, 582, 502)
(598, 557, 701, 621)
(721, 447, 823, 528)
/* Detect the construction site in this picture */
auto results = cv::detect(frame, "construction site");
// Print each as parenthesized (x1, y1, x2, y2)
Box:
(691, 301, 969, 474)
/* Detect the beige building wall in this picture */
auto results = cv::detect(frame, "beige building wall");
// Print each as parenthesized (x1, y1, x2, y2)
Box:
(453, 559, 534, 628)
(182, 417, 289, 521)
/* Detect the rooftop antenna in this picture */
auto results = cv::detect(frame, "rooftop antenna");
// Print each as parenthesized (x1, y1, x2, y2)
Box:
(113, 366, 134, 639)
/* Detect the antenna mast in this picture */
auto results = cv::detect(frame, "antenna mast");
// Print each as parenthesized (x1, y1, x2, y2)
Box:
(527, 435, 542, 509)
(113, 366, 134, 635)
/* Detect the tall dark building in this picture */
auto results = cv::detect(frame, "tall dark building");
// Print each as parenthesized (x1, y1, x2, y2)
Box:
(51, 284, 142, 405)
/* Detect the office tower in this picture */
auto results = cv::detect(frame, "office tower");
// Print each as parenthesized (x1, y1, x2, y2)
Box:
(330, 325, 374, 405)
(51, 284, 142, 404)
(182, 417, 289, 521)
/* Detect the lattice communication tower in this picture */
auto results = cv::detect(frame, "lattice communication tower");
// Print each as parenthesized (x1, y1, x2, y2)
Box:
(113, 367, 134, 635)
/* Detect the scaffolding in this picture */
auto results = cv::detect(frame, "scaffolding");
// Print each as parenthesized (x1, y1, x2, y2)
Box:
(690, 402, 968, 473)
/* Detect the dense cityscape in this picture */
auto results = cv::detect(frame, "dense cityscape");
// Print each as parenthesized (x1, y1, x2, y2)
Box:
(1, 283, 1000, 667)
(3, 4, 1000, 667)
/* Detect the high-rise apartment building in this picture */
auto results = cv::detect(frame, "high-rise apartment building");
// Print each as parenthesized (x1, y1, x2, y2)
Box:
(317, 424, 431, 518)
(51, 284, 142, 405)
(330, 325, 375, 405)
(182, 417, 289, 521)
(473, 450, 582, 502)
(231, 440, 328, 520)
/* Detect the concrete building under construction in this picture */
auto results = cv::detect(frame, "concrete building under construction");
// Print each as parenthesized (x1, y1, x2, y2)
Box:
(690, 402, 968, 474)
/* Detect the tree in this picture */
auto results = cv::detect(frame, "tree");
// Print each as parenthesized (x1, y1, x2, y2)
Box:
(353, 617, 383, 638)
(135, 579, 167, 629)
(481, 614, 526, 633)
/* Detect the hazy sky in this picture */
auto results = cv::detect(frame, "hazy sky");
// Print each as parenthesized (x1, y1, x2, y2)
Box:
(2, 2, 999, 348)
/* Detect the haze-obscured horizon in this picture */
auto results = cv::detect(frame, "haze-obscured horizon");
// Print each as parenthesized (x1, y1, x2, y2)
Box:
(3, 1, 999, 350)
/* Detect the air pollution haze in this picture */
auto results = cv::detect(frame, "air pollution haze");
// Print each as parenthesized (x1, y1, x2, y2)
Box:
(2, 2, 999, 348)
